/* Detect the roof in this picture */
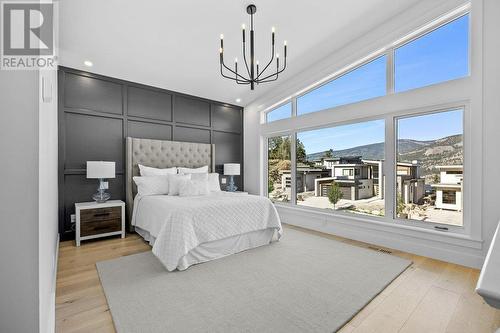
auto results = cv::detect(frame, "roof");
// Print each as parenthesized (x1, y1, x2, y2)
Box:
(431, 183, 462, 188)
(436, 165, 463, 170)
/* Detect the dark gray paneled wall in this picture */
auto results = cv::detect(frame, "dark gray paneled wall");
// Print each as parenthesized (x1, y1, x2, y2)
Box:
(58, 67, 243, 240)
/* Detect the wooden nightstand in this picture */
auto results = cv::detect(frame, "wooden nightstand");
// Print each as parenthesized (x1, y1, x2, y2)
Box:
(75, 200, 125, 246)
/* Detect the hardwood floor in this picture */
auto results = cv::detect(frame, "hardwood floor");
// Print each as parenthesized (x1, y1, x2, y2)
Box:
(56, 225, 500, 333)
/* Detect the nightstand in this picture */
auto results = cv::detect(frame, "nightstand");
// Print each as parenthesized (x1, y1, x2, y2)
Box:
(75, 200, 125, 246)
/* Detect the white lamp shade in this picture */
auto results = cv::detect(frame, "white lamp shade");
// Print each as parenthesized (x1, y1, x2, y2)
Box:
(86, 161, 116, 179)
(223, 163, 240, 176)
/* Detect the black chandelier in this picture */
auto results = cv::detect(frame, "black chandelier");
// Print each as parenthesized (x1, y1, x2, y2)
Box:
(219, 4, 288, 90)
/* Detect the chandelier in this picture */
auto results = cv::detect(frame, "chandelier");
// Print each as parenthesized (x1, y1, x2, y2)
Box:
(219, 4, 288, 90)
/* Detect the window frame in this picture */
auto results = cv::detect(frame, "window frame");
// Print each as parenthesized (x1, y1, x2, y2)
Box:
(263, 7, 470, 123)
(393, 106, 467, 232)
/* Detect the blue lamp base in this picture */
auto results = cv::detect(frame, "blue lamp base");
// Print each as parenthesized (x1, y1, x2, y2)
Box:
(226, 175, 238, 192)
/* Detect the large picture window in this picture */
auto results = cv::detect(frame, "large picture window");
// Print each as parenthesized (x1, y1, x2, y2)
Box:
(266, 102, 292, 123)
(395, 14, 469, 93)
(267, 135, 292, 202)
(297, 56, 386, 116)
(295, 119, 385, 217)
(396, 109, 463, 226)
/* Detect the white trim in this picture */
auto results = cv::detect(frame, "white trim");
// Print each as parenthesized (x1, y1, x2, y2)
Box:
(278, 207, 483, 268)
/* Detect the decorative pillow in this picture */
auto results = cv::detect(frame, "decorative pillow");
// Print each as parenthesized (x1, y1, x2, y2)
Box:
(139, 164, 177, 176)
(133, 176, 169, 196)
(208, 173, 221, 192)
(167, 174, 191, 196)
(178, 165, 209, 174)
(178, 179, 210, 197)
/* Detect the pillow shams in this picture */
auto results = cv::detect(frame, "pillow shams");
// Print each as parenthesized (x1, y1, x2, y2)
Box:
(133, 176, 169, 196)
(178, 179, 210, 197)
(167, 174, 191, 196)
(139, 164, 177, 176)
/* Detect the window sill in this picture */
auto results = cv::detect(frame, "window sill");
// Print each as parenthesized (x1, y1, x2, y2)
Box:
(274, 203, 483, 250)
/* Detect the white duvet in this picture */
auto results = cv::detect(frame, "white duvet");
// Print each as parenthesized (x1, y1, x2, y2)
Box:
(132, 192, 282, 271)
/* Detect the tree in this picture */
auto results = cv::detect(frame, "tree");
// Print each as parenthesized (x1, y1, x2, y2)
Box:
(396, 193, 405, 216)
(296, 139, 306, 163)
(324, 149, 334, 158)
(268, 178, 274, 194)
(328, 182, 343, 209)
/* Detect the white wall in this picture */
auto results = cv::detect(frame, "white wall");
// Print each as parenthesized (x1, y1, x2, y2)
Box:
(481, 0, 500, 263)
(244, 0, 500, 268)
(0, 71, 40, 333)
(38, 68, 59, 333)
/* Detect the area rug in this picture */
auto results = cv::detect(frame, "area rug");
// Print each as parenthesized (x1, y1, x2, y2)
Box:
(96, 228, 411, 333)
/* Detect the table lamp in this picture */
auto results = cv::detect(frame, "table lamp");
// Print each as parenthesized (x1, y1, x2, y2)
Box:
(223, 163, 240, 192)
(86, 161, 115, 203)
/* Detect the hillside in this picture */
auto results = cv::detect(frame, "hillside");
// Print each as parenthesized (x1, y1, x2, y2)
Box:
(306, 134, 463, 176)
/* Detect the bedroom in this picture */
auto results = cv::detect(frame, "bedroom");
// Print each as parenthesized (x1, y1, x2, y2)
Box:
(1, 0, 500, 332)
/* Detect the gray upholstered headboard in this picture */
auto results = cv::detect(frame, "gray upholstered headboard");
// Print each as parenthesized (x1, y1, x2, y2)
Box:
(125, 137, 215, 227)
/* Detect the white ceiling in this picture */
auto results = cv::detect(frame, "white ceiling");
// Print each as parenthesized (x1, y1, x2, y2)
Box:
(59, 0, 420, 106)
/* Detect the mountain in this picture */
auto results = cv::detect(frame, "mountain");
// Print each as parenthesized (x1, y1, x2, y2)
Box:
(306, 134, 463, 176)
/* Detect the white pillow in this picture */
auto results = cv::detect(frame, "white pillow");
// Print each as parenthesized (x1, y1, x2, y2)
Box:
(181, 172, 220, 191)
(139, 164, 177, 176)
(167, 174, 191, 196)
(189, 173, 209, 181)
(208, 173, 221, 192)
(133, 176, 169, 196)
(178, 165, 209, 174)
(178, 179, 210, 197)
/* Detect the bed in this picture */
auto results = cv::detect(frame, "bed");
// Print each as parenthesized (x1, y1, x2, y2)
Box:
(126, 137, 282, 271)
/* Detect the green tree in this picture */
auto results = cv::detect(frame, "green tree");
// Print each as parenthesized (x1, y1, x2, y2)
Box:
(324, 149, 334, 158)
(268, 178, 274, 194)
(396, 193, 405, 216)
(296, 139, 306, 163)
(328, 182, 343, 209)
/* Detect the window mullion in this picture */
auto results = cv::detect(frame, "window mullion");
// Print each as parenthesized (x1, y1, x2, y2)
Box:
(290, 132, 297, 205)
(386, 49, 395, 95)
(384, 115, 396, 221)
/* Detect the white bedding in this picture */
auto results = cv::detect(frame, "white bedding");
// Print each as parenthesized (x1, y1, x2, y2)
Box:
(132, 192, 282, 271)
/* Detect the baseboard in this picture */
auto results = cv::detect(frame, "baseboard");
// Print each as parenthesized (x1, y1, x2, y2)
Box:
(277, 206, 485, 268)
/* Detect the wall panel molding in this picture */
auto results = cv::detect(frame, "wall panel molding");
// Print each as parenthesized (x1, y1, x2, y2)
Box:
(58, 66, 243, 240)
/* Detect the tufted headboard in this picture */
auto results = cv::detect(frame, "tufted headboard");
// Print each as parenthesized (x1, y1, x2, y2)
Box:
(125, 137, 215, 228)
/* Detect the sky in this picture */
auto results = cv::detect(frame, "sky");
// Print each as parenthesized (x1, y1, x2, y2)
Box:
(268, 14, 469, 154)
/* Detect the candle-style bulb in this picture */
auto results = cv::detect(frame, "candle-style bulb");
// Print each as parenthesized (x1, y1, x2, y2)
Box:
(276, 53, 280, 58)
(284, 40, 287, 46)
(219, 48, 223, 53)
(220, 34, 224, 39)
(242, 24, 246, 30)
(256, 60, 259, 65)
(235, 57, 238, 63)
(271, 26, 275, 33)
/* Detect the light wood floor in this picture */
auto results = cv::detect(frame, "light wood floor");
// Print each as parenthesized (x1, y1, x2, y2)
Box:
(56, 225, 500, 333)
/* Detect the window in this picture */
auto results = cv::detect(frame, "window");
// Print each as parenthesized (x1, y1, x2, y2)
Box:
(267, 135, 291, 202)
(396, 109, 463, 226)
(266, 102, 292, 122)
(442, 190, 457, 204)
(295, 119, 385, 216)
(297, 56, 387, 115)
(395, 14, 469, 93)
(342, 169, 354, 177)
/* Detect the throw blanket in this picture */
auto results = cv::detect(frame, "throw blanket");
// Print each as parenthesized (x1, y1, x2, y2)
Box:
(132, 192, 282, 271)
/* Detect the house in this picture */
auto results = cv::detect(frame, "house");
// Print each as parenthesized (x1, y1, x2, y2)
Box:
(396, 161, 425, 205)
(431, 165, 463, 211)
(280, 163, 330, 193)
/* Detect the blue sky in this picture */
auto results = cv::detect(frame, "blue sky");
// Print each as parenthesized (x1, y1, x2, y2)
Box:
(270, 14, 468, 155)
